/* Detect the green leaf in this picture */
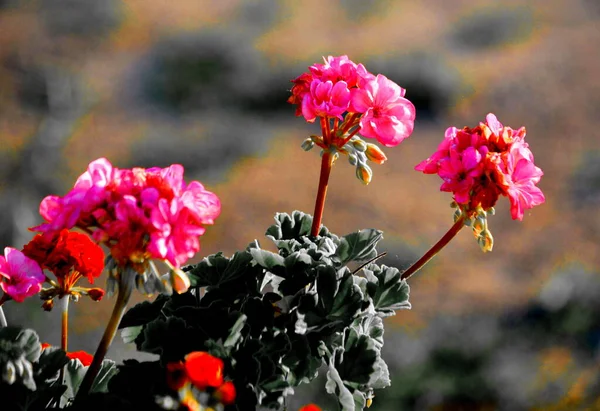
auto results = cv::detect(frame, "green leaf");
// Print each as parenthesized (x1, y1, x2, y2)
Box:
(36, 346, 69, 381)
(91, 359, 119, 393)
(249, 248, 285, 271)
(265, 211, 315, 240)
(63, 358, 117, 403)
(187, 251, 255, 287)
(325, 349, 362, 411)
(334, 229, 383, 264)
(120, 326, 144, 344)
(295, 267, 363, 335)
(325, 326, 390, 410)
(363, 264, 411, 316)
(118, 294, 169, 329)
(224, 314, 247, 349)
(0, 327, 43, 390)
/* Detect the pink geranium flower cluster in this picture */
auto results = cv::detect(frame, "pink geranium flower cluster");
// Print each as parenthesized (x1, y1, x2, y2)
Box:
(32, 158, 221, 269)
(415, 113, 545, 220)
(289, 55, 416, 147)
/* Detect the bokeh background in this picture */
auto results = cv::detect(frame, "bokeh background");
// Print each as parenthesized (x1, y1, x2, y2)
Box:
(1, 0, 600, 409)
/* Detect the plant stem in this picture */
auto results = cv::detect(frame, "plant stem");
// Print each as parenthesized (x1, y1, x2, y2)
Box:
(61, 296, 70, 351)
(0, 294, 8, 327)
(57, 295, 70, 403)
(74, 271, 133, 403)
(311, 150, 335, 237)
(401, 215, 466, 281)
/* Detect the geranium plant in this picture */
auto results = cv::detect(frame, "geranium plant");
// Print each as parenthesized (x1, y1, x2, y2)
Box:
(0, 55, 544, 411)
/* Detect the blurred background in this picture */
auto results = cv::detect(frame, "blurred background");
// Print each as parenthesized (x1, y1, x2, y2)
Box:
(1, 0, 600, 409)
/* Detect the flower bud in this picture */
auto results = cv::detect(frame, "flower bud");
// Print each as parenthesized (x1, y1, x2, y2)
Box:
(365, 144, 387, 165)
(170, 268, 191, 294)
(356, 163, 373, 185)
(472, 216, 486, 237)
(477, 229, 494, 252)
(348, 153, 358, 166)
(351, 138, 367, 152)
(87, 288, 105, 301)
(214, 381, 236, 405)
(301, 138, 315, 151)
(41, 299, 54, 311)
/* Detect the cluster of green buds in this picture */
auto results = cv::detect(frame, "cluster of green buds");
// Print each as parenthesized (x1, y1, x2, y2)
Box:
(453, 203, 495, 252)
(301, 135, 388, 185)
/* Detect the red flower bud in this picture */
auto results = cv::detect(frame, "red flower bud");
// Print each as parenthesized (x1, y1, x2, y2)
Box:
(214, 381, 236, 405)
(299, 405, 322, 411)
(365, 143, 387, 165)
(42, 299, 54, 311)
(87, 287, 105, 301)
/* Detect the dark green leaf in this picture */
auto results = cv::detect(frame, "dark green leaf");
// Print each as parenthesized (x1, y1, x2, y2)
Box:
(363, 264, 411, 316)
(295, 267, 363, 335)
(334, 229, 383, 264)
(118, 294, 169, 329)
(187, 251, 255, 287)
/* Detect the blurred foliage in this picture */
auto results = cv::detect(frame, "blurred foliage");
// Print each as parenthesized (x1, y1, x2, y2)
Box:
(40, 0, 122, 38)
(448, 6, 533, 51)
(571, 151, 600, 208)
(367, 53, 463, 122)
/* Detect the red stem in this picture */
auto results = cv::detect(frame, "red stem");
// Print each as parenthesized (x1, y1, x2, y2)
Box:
(401, 215, 466, 281)
(338, 127, 361, 147)
(310, 151, 335, 237)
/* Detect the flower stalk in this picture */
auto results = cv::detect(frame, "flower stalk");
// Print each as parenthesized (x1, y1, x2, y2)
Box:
(401, 215, 466, 281)
(61, 296, 70, 352)
(74, 270, 134, 403)
(311, 150, 335, 237)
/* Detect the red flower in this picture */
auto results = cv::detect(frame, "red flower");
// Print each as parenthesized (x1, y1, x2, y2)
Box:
(66, 350, 93, 366)
(166, 361, 188, 391)
(299, 405, 322, 411)
(214, 381, 236, 405)
(22, 229, 105, 301)
(41, 344, 93, 367)
(184, 351, 223, 389)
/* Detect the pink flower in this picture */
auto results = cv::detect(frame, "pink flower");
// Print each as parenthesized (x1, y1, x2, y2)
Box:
(415, 113, 545, 219)
(309, 55, 373, 88)
(31, 158, 220, 269)
(505, 141, 545, 220)
(349, 74, 416, 147)
(301, 79, 351, 122)
(0, 247, 45, 302)
(438, 146, 484, 204)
